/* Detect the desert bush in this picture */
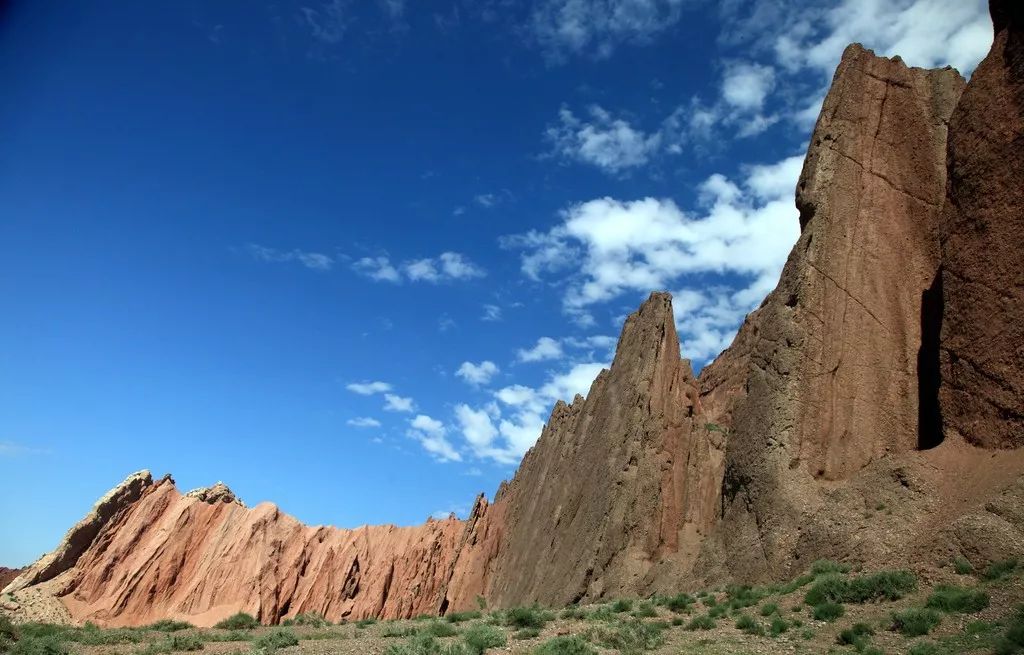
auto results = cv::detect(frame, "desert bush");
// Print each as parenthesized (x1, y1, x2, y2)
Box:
(74, 625, 144, 646)
(356, 618, 377, 628)
(166, 634, 203, 652)
(996, 605, 1024, 655)
(952, 557, 974, 575)
(512, 628, 540, 640)
(725, 585, 764, 610)
(214, 614, 259, 630)
(611, 599, 633, 613)
(925, 585, 989, 613)
(201, 631, 252, 643)
(908, 642, 941, 655)
(505, 607, 551, 629)
(707, 604, 727, 619)
(461, 624, 505, 655)
(734, 614, 763, 636)
(281, 613, 328, 628)
(811, 560, 851, 576)
(560, 607, 584, 620)
(810, 602, 844, 622)
(670, 617, 683, 626)
(684, 615, 715, 631)
(384, 633, 464, 655)
(383, 625, 417, 639)
(587, 619, 665, 654)
(805, 570, 916, 605)
(983, 559, 1019, 581)
(837, 622, 874, 649)
(0, 616, 16, 643)
(420, 622, 458, 638)
(663, 593, 694, 613)
(146, 621, 194, 633)
(759, 603, 778, 617)
(251, 629, 298, 653)
(769, 617, 789, 636)
(9, 637, 71, 655)
(533, 635, 596, 655)
(891, 608, 941, 637)
(631, 602, 656, 619)
(445, 611, 482, 624)
(776, 574, 815, 595)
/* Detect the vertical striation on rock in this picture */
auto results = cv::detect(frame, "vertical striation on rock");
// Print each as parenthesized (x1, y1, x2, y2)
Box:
(939, 0, 1024, 449)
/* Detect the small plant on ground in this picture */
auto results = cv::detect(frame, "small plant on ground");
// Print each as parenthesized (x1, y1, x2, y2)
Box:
(735, 614, 763, 636)
(952, 557, 974, 575)
(505, 606, 551, 629)
(925, 584, 989, 613)
(421, 622, 459, 638)
(10, 637, 71, 655)
(560, 607, 584, 620)
(611, 599, 633, 613)
(384, 633, 460, 655)
(356, 618, 378, 628)
(281, 613, 328, 628)
(251, 629, 299, 653)
(462, 624, 505, 655)
(996, 605, 1024, 655)
(587, 619, 665, 654)
(512, 628, 540, 640)
(983, 559, 1019, 582)
(664, 593, 695, 613)
(147, 620, 194, 633)
(769, 616, 789, 636)
(214, 613, 259, 630)
(725, 585, 764, 610)
(707, 604, 727, 619)
(670, 617, 684, 626)
(837, 623, 874, 649)
(685, 615, 715, 631)
(533, 635, 597, 655)
(383, 624, 417, 639)
(166, 634, 203, 652)
(891, 608, 941, 637)
(812, 560, 851, 576)
(445, 611, 482, 624)
(811, 601, 844, 622)
(759, 603, 778, 617)
(631, 601, 657, 618)
(908, 642, 941, 655)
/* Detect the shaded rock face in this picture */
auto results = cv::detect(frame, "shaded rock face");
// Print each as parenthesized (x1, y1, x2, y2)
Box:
(939, 0, 1024, 449)
(0, 568, 23, 592)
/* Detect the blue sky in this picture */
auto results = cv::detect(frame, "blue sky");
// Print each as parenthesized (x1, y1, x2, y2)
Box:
(0, 0, 992, 566)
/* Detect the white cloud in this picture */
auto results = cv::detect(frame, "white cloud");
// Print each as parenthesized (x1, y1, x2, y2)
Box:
(352, 256, 401, 282)
(384, 393, 416, 413)
(456, 360, 500, 386)
(407, 414, 461, 462)
(404, 252, 486, 283)
(517, 336, 564, 363)
(346, 417, 382, 428)
(245, 244, 334, 271)
(481, 304, 502, 321)
(546, 106, 662, 174)
(475, 193, 498, 207)
(301, 0, 349, 45)
(505, 153, 803, 364)
(529, 0, 688, 60)
(721, 62, 775, 111)
(346, 381, 392, 395)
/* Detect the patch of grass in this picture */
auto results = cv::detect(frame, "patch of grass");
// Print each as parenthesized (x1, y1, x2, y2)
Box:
(505, 606, 552, 629)
(560, 607, 585, 620)
(908, 642, 941, 655)
(383, 625, 418, 639)
(670, 617, 683, 627)
(810, 602, 844, 622)
(800, 628, 815, 640)
(462, 624, 505, 655)
(811, 560, 851, 576)
(925, 585, 989, 613)
(759, 603, 778, 617)
(631, 602, 657, 619)
(201, 631, 253, 643)
(707, 605, 728, 619)
(837, 622, 874, 649)
(281, 613, 328, 628)
(734, 614, 763, 636)
(584, 606, 615, 622)
(512, 628, 540, 640)
(146, 620, 194, 633)
(213, 614, 260, 630)
(587, 619, 665, 654)
(776, 574, 815, 595)
(982, 559, 1019, 582)
(769, 617, 789, 637)
(891, 608, 941, 637)
(533, 635, 597, 655)
(685, 615, 715, 631)
(445, 611, 482, 624)
(953, 557, 974, 575)
(725, 585, 764, 610)
(611, 599, 633, 613)
(166, 635, 204, 652)
(355, 618, 378, 628)
(75, 625, 145, 645)
(9, 637, 72, 655)
(384, 633, 464, 655)
(251, 629, 298, 653)
(805, 570, 916, 606)
(664, 593, 695, 613)
(996, 605, 1024, 655)
(421, 622, 459, 638)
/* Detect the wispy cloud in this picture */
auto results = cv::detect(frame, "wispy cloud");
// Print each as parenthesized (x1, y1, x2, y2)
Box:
(346, 417, 382, 428)
(244, 244, 334, 271)
(346, 381, 393, 395)
(405, 252, 486, 283)
(352, 256, 402, 282)
(384, 393, 416, 413)
(0, 441, 51, 457)
(407, 414, 461, 462)
(481, 304, 502, 322)
(301, 0, 350, 45)
(516, 336, 564, 363)
(456, 360, 500, 386)
(545, 105, 663, 174)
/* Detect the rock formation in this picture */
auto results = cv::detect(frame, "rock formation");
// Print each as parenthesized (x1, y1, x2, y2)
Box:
(5, 0, 1024, 628)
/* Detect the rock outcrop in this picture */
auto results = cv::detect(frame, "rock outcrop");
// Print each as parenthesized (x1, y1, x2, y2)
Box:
(938, 0, 1024, 450)
(6, 1, 1024, 628)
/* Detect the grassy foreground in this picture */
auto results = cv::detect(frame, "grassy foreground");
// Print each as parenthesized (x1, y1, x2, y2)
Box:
(2, 559, 1023, 655)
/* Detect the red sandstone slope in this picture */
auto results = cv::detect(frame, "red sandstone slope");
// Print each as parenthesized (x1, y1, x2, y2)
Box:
(5, 1, 1024, 628)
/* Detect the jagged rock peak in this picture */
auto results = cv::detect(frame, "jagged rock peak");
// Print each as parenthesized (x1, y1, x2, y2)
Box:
(185, 481, 243, 506)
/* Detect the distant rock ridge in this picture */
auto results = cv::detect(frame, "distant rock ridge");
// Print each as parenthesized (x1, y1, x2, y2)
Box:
(5, 1, 1024, 627)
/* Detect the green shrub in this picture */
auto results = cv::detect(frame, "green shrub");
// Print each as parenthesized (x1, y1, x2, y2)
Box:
(685, 615, 715, 631)
(891, 608, 941, 637)
(532, 635, 596, 655)
(707, 605, 727, 619)
(74, 625, 144, 645)
(777, 574, 815, 595)
(952, 557, 974, 575)
(584, 606, 614, 622)
(837, 622, 874, 649)
(631, 602, 657, 619)
(983, 559, 1018, 581)
(996, 605, 1024, 655)
(725, 585, 764, 610)
(165, 634, 203, 652)
(281, 613, 328, 628)
(384, 633, 460, 655)
(146, 620, 193, 633)
(462, 624, 505, 655)
(0, 616, 16, 644)
(512, 628, 539, 640)
(670, 617, 683, 626)
(560, 607, 584, 620)
(505, 607, 551, 629)
(811, 560, 851, 576)
(587, 619, 664, 654)
(202, 630, 252, 642)
(445, 611, 482, 624)
(925, 585, 989, 613)
(421, 622, 458, 638)
(251, 629, 298, 653)
(356, 618, 377, 628)
(611, 599, 633, 613)
(769, 617, 789, 636)
(383, 625, 417, 639)
(759, 603, 778, 617)
(734, 614, 763, 636)
(908, 642, 940, 655)
(213, 614, 259, 630)
(664, 593, 694, 613)
(10, 637, 72, 655)
(811, 602, 844, 622)
(805, 570, 916, 606)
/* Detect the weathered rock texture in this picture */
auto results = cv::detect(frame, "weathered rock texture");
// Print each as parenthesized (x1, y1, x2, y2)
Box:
(6, 2, 1024, 628)
(939, 0, 1024, 449)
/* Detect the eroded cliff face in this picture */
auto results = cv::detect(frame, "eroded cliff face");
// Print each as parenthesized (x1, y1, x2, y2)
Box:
(6, 2, 1024, 627)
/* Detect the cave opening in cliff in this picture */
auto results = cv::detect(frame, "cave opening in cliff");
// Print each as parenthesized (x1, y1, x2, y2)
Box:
(917, 268, 944, 449)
